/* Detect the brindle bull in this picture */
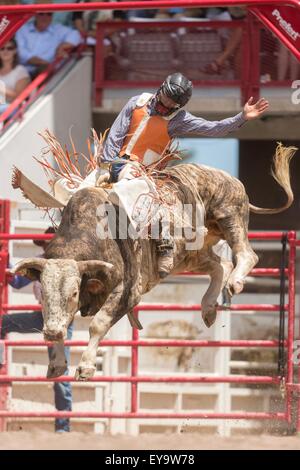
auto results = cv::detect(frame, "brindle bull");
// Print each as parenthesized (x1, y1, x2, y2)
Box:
(11, 144, 296, 381)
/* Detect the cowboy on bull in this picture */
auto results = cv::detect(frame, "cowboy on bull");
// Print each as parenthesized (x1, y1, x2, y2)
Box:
(95, 72, 269, 277)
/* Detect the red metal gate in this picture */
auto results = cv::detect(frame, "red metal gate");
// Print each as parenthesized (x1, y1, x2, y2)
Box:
(0, 201, 299, 432)
(0, 200, 10, 432)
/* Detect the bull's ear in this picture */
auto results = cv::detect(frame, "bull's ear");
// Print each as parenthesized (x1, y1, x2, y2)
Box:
(77, 260, 114, 278)
(86, 278, 105, 295)
(77, 260, 116, 291)
(10, 258, 47, 281)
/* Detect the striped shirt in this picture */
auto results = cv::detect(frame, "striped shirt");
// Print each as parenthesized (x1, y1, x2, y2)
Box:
(102, 95, 246, 162)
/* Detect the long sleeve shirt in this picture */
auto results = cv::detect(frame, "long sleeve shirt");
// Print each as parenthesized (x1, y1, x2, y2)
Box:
(102, 95, 246, 162)
(16, 20, 82, 73)
(9, 272, 32, 290)
(8, 262, 42, 302)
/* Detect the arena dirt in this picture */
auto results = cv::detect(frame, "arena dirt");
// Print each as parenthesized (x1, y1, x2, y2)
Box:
(0, 432, 300, 450)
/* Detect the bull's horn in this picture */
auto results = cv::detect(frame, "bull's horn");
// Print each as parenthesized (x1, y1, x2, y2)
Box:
(77, 260, 114, 277)
(10, 258, 47, 279)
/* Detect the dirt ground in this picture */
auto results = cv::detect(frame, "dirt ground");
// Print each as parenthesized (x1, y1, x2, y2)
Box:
(0, 432, 300, 450)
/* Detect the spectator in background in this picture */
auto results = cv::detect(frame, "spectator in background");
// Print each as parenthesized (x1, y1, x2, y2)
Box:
(128, 7, 184, 20)
(127, 8, 158, 20)
(21, 0, 73, 26)
(278, 43, 300, 81)
(72, 0, 114, 45)
(203, 7, 246, 77)
(1, 227, 73, 433)
(0, 38, 30, 114)
(16, 10, 82, 76)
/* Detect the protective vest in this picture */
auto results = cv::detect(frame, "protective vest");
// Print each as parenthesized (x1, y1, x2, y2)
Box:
(120, 93, 179, 166)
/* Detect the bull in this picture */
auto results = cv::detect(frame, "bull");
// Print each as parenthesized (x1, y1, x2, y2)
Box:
(11, 143, 296, 380)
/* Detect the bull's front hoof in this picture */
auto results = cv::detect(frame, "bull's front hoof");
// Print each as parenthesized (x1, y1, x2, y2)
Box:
(227, 278, 244, 296)
(47, 364, 68, 378)
(75, 365, 96, 381)
(202, 307, 217, 328)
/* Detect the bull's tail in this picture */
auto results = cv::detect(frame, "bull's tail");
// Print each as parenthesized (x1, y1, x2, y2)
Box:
(250, 142, 297, 215)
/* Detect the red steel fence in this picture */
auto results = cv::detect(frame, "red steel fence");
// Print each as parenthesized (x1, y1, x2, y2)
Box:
(0, 199, 299, 432)
(94, 15, 299, 106)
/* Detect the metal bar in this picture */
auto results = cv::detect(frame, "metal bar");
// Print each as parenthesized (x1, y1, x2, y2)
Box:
(0, 339, 284, 348)
(248, 232, 289, 240)
(0, 232, 288, 240)
(101, 80, 240, 88)
(0, 234, 53, 241)
(2, 303, 287, 312)
(241, 13, 251, 104)
(0, 410, 286, 420)
(98, 19, 245, 29)
(248, 13, 261, 102)
(0, 1, 299, 14)
(95, 21, 104, 106)
(131, 316, 139, 414)
(278, 234, 287, 378)
(286, 231, 296, 425)
(178, 268, 288, 277)
(134, 304, 286, 312)
(4, 268, 288, 279)
(0, 200, 9, 433)
(3, 267, 289, 280)
(0, 375, 280, 384)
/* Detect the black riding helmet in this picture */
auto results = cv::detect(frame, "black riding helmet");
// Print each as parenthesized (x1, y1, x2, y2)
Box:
(154, 73, 193, 116)
(161, 73, 193, 107)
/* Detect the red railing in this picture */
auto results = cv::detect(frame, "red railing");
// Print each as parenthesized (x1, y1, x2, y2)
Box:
(0, 200, 10, 432)
(0, 199, 299, 432)
(94, 15, 297, 106)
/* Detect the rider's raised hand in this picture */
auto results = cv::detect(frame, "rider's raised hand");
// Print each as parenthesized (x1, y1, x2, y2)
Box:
(243, 97, 269, 120)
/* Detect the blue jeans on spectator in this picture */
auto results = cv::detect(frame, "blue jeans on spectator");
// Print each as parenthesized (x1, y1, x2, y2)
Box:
(1, 311, 73, 432)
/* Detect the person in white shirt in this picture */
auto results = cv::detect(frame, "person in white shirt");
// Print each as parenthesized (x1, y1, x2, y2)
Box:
(0, 38, 30, 114)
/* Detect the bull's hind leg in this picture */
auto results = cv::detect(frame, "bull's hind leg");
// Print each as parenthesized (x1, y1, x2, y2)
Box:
(199, 249, 233, 327)
(217, 217, 258, 296)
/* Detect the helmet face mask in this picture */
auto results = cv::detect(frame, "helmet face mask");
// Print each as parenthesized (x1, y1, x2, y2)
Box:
(154, 91, 181, 116)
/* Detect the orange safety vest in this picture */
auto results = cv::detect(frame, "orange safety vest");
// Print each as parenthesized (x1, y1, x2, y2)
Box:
(120, 93, 176, 166)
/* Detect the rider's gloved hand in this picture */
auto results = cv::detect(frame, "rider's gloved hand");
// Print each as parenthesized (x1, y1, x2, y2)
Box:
(109, 155, 130, 183)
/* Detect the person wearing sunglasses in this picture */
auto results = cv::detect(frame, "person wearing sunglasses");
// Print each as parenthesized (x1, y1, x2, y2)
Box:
(99, 72, 268, 277)
(16, 10, 82, 76)
(0, 38, 30, 115)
